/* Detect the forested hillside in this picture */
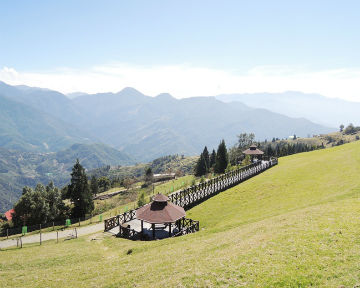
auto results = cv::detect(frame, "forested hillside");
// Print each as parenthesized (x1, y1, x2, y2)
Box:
(0, 144, 133, 212)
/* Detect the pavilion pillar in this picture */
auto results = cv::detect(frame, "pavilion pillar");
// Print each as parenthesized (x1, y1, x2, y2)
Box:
(168, 223, 171, 237)
(152, 223, 155, 239)
(141, 220, 144, 235)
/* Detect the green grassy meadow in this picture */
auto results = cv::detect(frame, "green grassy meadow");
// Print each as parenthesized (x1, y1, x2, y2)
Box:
(1, 142, 360, 287)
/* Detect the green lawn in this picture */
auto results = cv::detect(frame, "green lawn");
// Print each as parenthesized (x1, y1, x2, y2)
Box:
(1, 142, 360, 287)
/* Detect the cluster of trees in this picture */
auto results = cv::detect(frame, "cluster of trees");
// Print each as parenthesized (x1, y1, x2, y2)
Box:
(340, 123, 360, 135)
(11, 159, 95, 227)
(261, 142, 319, 157)
(194, 140, 228, 176)
(12, 182, 69, 227)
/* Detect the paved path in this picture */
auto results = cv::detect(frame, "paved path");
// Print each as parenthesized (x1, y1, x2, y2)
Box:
(0, 222, 105, 249)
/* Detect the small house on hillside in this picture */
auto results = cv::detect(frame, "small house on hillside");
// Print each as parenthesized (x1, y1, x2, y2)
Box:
(243, 144, 264, 161)
(153, 173, 176, 182)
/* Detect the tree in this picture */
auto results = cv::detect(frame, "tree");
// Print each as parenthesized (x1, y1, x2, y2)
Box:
(123, 178, 135, 190)
(194, 154, 207, 176)
(228, 145, 242, 165)
(214, 140, 228, 174)
(90, 176, 99, 197)
(340, 124, 344, 132)
(209, 149, 216, 168)
(68, 159, 94, 218)
(97, 176, 111, 192)
(202, 146, 210, 171)
(242, 154, 251, 166)
(237, 133, 255, 149)
(12, 185, 49, 226)
(12, 182, 67, 227)
(144, 167, 154, 184)
(344, 123, 356, 135)
(46, 181, 67, 222)
(137, 191, 146, 207)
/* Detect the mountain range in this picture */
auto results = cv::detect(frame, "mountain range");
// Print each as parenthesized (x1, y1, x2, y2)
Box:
(0, 81, 340, 211)
(216, 91, 360, 127)
(0, 81, 334, 161)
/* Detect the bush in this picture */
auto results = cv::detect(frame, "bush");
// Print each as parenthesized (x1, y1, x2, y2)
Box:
(137, 191, 146, 207)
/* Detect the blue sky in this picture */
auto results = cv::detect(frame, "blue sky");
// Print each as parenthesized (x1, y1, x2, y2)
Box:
(1, 0, 360, 99)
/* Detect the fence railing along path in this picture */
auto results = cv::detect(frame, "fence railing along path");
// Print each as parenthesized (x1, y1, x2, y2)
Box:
(168, 158, 278, 209)
(104, 158, 278, 235)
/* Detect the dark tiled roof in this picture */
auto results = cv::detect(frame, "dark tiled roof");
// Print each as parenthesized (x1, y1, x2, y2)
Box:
(136, 194, 185, 224)
(153, 194, 169, 202)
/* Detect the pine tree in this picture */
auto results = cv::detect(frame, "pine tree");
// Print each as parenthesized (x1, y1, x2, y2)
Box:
(209, 149, 216, 168)
(68, 159, 94, 217)
(214, 140, 228, 174)
(90, 176, 99, 197)
(194, 154, 207, 176)
(202, 146, 210, 172)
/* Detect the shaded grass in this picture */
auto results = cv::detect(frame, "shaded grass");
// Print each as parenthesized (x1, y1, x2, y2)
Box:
(1, 142, 360, 287)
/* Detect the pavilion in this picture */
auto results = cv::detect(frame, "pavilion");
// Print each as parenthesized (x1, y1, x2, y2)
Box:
(136, 193, 186, 239)
(243, 144, 264, 160)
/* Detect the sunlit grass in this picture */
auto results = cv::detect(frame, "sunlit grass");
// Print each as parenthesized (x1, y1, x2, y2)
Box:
(1, 142, 360, 287)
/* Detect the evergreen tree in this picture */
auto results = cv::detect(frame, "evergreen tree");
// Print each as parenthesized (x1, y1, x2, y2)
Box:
(144, 167, 154, 184)
(202, 146, 210, 171)
(194, 154, 207, 176)
(209, 149, 216, 168)
(68, 159, 94, 218)
(214, 140, 228, 174)
(90, 176, 99, 197)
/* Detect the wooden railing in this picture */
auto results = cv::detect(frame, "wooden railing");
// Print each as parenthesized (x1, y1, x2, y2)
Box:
(168, 158, 278, 210)
(173, 218, 200, 237)
(104, 209, 136, 232)
(104, 158, 278, 234)
(117, 224, 141, 240)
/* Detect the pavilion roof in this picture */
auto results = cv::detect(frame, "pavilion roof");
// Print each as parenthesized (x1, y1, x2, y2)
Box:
(243, 144, 264, 155)
(136, 194, 185, 224)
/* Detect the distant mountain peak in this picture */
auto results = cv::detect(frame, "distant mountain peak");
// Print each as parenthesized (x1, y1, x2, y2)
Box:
(118, 87, 144, 96)
(155, 93, 175, 101)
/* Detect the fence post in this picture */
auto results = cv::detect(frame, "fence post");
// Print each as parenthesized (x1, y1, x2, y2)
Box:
(20, 237, 22, 248)
(40, 229, 42, 245)
(57, 231, 59, 243)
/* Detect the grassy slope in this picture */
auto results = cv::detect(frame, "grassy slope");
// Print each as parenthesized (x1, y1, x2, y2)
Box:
(1, 142, 360, 287)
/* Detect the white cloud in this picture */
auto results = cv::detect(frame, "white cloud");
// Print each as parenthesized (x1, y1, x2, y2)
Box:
(1, 63, 360, 101)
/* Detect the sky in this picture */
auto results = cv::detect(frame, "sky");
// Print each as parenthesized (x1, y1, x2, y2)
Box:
(1, 0, 360, 100)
